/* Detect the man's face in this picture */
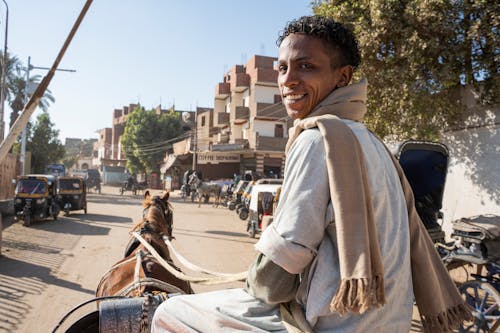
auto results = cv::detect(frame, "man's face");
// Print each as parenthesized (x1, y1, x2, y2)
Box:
(278, 33, 347, 120)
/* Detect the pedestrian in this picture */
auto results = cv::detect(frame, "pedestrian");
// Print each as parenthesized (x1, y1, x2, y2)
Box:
(152, 15, 470, 333)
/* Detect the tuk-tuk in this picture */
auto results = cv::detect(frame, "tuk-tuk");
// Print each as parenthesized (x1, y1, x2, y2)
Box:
(14, 174, 60, 227)
(236, 179, 283, 220)
(246, 184, 282, 238)
(57, 176, 87, 215)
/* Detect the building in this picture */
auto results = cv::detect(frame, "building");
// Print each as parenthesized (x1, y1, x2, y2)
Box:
(94, 103, 196, 185)
(165, 55, 290, 186)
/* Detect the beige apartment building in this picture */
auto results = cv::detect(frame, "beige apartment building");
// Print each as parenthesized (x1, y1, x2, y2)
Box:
(169, 55, 290, 182)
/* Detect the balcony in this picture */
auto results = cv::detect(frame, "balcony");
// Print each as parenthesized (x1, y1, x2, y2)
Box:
(212, 139, 249, 152)
(256, 135, 287, 152)
(255, 68, 278, 84)
(234, 106, 249, 121)
(231, 73, 250, 92)
(215, 112, 230, 127)
(256, 102, 287, 119)
(215, 82, 230, 98)
(216, 132, 230, 144)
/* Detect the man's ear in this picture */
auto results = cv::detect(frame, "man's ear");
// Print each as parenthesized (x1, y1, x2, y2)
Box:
(337, 65, 353, 88)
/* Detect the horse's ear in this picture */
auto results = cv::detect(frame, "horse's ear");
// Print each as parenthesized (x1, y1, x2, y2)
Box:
(144, 190, 150, 199)
(162, 191, 170, 201)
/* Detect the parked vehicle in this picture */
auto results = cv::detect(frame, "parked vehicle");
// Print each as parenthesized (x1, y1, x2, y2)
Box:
(14, 174, 60, 227)
(236, 179, 283, 220)
(246, 184, 282, 238)
(86, 168, 101, 194)
(235, 181, 255, 219)
(57, 176, 87, 215)
(228, 180, 249, 211)
(46, 163, 66, 177)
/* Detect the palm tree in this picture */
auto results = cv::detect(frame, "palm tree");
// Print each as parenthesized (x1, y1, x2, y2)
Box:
(7, 62, 55, 129)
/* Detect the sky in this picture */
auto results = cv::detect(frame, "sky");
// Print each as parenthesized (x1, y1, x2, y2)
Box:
(2, 0, 313, 142)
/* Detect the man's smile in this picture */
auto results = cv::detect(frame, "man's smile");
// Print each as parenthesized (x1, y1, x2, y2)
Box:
(283, 93, 306, 104)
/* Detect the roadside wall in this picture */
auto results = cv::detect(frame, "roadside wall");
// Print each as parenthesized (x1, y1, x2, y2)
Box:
(0, 153, 18, 200)
(0, 153, 18, 255)
(442, 127, 498, 219)
(440, 107, 499, 235)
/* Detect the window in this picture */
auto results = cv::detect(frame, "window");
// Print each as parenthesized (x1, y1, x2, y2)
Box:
(201, 116, 206, 127)
(274, 124, 283, 138)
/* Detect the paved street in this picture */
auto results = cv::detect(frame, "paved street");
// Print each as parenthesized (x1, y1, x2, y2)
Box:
(0, 185, 428, 333)
(0, 186, 258, 333)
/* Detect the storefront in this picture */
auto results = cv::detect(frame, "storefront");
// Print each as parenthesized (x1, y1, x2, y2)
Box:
(196, 152, 241, 180)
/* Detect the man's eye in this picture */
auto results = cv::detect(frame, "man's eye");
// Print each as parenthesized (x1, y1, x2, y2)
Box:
(300, 63, 313, 70)
(278, 65, 287, 73)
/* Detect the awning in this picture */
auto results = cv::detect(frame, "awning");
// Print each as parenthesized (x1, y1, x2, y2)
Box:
(160, 154, 177, 173)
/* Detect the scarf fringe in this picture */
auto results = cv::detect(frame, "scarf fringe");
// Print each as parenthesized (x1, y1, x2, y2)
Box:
(420, 303, 473, 333)
(329, 276, 385, 316)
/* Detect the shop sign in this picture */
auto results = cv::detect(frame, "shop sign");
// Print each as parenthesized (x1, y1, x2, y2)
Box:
(197, 152, 240, 164)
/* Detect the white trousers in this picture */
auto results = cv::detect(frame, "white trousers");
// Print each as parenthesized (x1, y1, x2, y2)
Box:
(151, 288, 287, 333)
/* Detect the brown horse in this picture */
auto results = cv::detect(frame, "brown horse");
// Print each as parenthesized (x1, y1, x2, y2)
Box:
(96, 190, 193, 298)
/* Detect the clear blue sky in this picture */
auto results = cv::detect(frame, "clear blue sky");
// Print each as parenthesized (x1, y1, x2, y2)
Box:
(3, 0, 313, 141)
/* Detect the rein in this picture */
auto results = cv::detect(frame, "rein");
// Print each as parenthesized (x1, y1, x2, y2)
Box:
(132, 231, 248, 285)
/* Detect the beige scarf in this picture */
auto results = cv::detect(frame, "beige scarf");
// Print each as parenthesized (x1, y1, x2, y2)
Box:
(285, 79, 471, 332)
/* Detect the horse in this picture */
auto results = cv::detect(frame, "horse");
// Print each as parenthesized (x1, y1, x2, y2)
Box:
(188, 174, 222, 208)
(96, 190, 193, 298)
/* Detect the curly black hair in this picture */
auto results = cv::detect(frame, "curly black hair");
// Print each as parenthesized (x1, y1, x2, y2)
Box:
(277, 15, 360, 69)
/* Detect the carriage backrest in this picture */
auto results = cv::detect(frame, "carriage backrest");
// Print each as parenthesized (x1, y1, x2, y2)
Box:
(396, 140, 449, 229)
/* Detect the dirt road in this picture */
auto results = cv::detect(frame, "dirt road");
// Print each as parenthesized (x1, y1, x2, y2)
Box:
(0, 186, 428, 333)
(0, 187, 258, 333)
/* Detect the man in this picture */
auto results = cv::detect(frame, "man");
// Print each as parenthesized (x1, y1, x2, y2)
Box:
(152, 16, 468, 333)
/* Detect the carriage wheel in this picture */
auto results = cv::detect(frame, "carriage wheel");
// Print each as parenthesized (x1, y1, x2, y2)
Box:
(65, 310, 99, 333)
(228, 202, 236, 211)
(459, 280, 500, 332)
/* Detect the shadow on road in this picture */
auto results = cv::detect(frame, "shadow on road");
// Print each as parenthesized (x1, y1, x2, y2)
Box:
(205, 230, 249, 238)
(87, 194, 142, 206)
(25, 217, 112, 237)
(0, 256, 95, 333)
(174, 228, 257, 245)
(64, 213, 132, 224)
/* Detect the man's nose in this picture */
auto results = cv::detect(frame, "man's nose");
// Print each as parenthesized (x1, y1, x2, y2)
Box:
(280, 67, 298, 87)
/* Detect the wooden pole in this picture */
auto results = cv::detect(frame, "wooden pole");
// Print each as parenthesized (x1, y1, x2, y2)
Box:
(0, 0, 93, 163)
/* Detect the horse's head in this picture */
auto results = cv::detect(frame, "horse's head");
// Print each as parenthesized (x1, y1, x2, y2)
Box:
(188, 173, 201, 188)
(139, 190, 174, 240)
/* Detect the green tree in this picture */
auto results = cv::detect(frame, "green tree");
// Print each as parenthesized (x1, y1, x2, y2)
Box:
(313, 0, 499, 140)
(121, 107, 183, 173)
(26, 112, 65, 173)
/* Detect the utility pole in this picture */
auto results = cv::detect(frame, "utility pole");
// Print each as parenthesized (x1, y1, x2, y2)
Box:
(0, 0, 8, 141)
(192, 109, 198, 171)
(19, 56, 75, 175)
